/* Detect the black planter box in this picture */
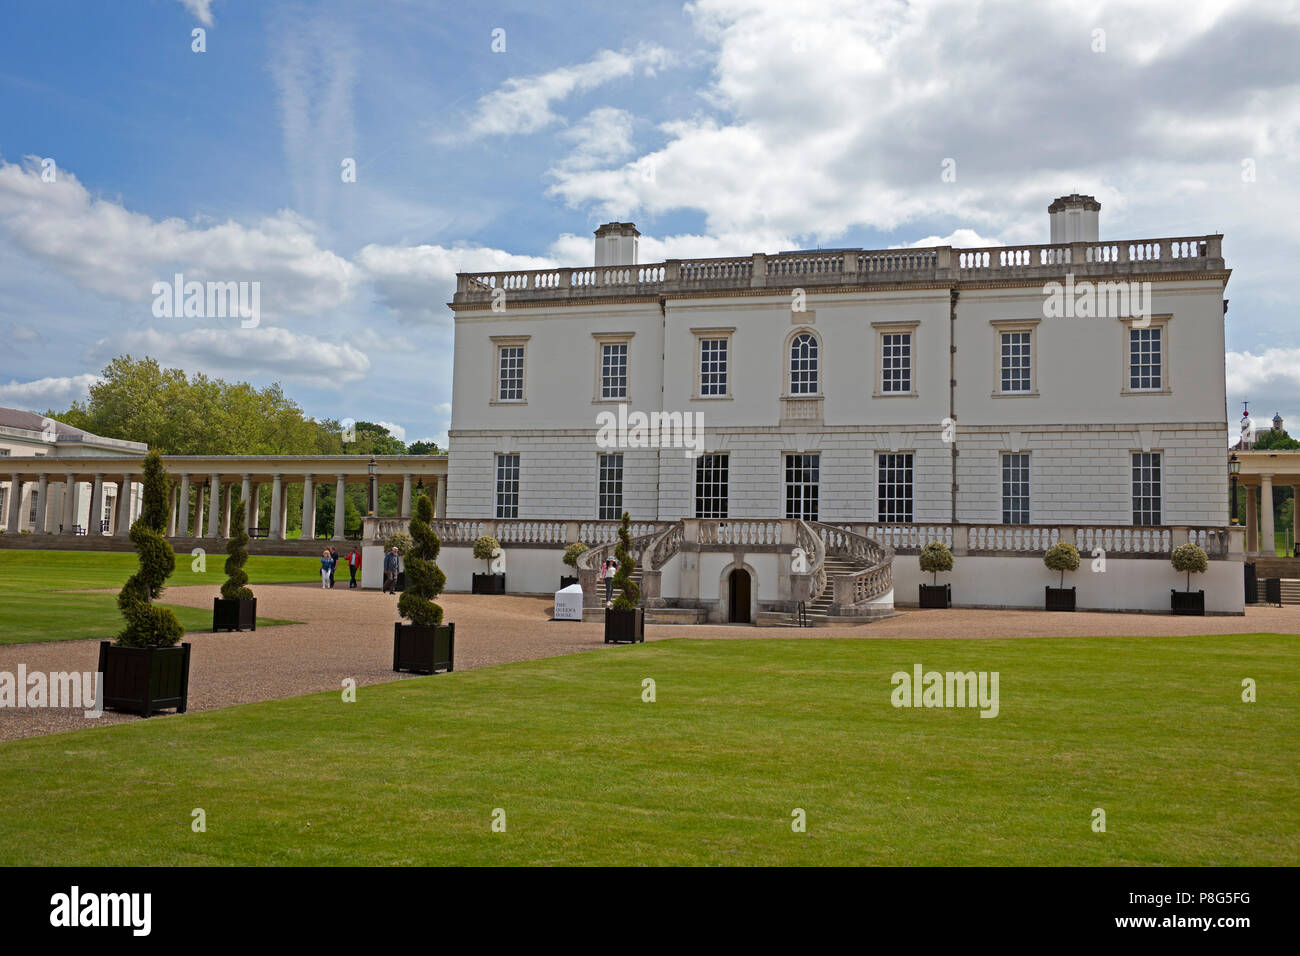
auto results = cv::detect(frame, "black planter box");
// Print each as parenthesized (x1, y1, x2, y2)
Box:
(604, 607, 644, 644)
(1170, 589, 1205, 616)
(1264, 577, 1283, 607)
(212, 597, 256, 632)
(97, 641, 191, 717)
(560, 575, 579, 590)
(1244, 562, 1258, 605)
(471, 573, 506, 595)
(393, 622, 455, 674)
(919, 583, 951, 609)
(1045, 586, 1076, 612)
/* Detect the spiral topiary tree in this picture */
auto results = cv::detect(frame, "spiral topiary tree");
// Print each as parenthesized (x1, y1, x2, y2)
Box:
(1043, 541, 1081, 588)
(918, 541, 954, 585)
(116, 450, 184, 648)
(1171, 542, 1209, 591)
(398, 494, 447, 626)
(220, 501, 254, 601)
(610, 512, 640, 610)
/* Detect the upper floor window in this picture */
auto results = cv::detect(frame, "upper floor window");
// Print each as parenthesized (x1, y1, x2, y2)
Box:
(699, 337, 729, 397)
(597, 453, 623, 520)
(1000, 331, 1032, 393)
(873, 323, 918, 396)
(695, 454, 729, 518)
(491, 335, 530, 404)
(785, 453, 819, 521)
(495, 453, 520, 519)
(1129, 327, 1162, 391)
(789, 332, 819, 395)
(600, 342, 628, 400)
(877, 452, 914, 522)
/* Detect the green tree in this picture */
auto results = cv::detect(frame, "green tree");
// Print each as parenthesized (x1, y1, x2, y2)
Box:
(221, 501, 254, 601)
(1254, 427, 1300, 450)
(611, 512, 640, 610)
(116, 451, 184, 648)
(398, 494, 446, 626)
(406, 440, 442, 456)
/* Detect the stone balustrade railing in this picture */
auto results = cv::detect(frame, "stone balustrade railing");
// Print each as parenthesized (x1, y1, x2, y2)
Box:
(454, 235, 1225, 303)
(369, 517, 670, 548)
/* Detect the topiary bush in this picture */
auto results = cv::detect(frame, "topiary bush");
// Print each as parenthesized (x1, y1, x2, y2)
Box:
(398, 494, 447, 626)
(472, 534, 500, 568)
(116, 450, 184, 648)
(384, 529, 413, 557)
(610, 512, 640, 611)
(220, 500, 254, 601)
(1171, 542, 1209, 591)
(918, 541, 954, 585)
(1043, 541, 1081, 588)
(563, 541, 589, 569)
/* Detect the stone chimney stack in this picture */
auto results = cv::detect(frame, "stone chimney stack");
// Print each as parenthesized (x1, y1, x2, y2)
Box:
(594, 222, 640, 267)
(1048, 194, 1101, 243)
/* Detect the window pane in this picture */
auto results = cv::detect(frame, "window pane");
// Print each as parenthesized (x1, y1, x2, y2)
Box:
(1000, 331, 1032, 393)
(597, 453, 624, 520)
(695, 454, 729, 518)
(784, 453, 820, 520)
(876, 453, 913, 522)
(1131, 452, 1162, 525)
(789, 333, 819, 395)
(1001, 453, 1030, 524)
(495, 453, 520, 519)
(498, 346, 525, 401)
(881, 333, 911, 392)
(700, 339, 728, 396)
(600, 343, 628, 400)
(1128, 328, 1162, 390)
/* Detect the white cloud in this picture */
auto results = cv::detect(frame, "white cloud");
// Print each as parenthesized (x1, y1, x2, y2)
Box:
(0, 158, 356, 318)
(0, 373, 101, 411)
(1226, 348, 1300, 394)
(458, 46, 669, 141)
(557, 108, 637, 170)
(179, 0, 215, 26)
(90, 327, 370, 385)
(375, 420, 406, 441)
(9, 323, 41, 343)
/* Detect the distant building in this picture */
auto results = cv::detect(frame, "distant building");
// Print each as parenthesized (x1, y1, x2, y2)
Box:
(0, 407, 147, 534)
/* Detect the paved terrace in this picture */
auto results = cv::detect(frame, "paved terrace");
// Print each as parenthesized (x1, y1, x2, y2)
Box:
(452, 235, 1227, 307)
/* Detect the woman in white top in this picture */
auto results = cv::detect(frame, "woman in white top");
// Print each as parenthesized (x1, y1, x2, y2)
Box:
(602, 558, 616, 604)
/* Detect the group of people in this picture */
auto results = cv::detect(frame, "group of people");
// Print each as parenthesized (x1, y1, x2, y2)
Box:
(319, 547, 363, 589)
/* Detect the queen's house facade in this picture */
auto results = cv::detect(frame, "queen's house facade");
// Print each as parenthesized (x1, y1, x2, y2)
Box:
(441, 196, 1243, 619)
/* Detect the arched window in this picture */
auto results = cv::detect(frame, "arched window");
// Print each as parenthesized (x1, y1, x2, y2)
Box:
(789, 332, 819, 394)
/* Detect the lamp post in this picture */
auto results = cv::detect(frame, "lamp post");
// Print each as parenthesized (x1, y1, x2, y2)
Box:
(1229, 453, 1241, 525)
(367, 457, 377, 517)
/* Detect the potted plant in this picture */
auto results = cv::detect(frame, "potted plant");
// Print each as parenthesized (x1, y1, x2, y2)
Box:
(604, 512, 644, 644)
(561, 541, 588, 590)
(99, 450, 191, 716)
(1170, 542, 1208, 615)
(1043, 541, 1080, 611)
(213, 500, 256, 632)
(918, 541, 953, 608)
(471, 534, 505, 594)
(384, 529, 413, 591)
(393, 493, 454, 674)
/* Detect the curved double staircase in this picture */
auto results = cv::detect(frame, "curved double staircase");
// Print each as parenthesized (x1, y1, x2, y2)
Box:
(577, 518, 894, 625)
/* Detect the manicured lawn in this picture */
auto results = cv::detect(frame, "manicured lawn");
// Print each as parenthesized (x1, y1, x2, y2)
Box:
(0, 634, 1294, 866)
(0, 550, 308, 644)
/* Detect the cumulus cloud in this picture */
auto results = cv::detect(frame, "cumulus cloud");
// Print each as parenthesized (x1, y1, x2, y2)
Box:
(89, 327, 370, 385)
(557, 108, 638, 170)
(0, 158, 356, 318)
(179, 0, 215, 26)
(0, 373, 101, 411)
(458, 46, 669, 141)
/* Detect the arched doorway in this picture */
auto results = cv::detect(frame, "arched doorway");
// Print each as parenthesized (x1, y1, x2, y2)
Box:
(728, 568, 752, 623)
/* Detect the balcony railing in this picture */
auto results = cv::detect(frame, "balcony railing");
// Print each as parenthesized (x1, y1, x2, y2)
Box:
(454, 236, 1225, 304)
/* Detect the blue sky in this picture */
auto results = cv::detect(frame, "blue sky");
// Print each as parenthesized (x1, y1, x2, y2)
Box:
(1, 0, 1297, 446)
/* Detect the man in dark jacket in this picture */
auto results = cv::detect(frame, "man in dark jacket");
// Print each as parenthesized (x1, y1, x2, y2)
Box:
(383, 547, 401, 595)
(328, 546, 339, 588)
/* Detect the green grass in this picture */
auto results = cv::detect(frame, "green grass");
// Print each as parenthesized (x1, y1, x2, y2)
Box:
(0, 550, 307, 644)
(0, 634, 1294, 866)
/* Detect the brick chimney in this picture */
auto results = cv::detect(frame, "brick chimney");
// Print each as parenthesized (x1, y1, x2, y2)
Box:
(1048, 194, 1100, 243)
(594, 222, 640, 267)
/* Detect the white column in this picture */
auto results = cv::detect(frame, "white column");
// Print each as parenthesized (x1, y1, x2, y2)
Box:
(34, 474, 48, 533)
(334, 474, 347, 541)
(193, 481, 205, 537)
(1260, 474, 1275, 556)
(221, 484, 232, 537)
(435, 474, 447, 518)
(62, 475, 77, 535)
(89, 475, 104, 535)
(401, 474, 412, 518)
(251, 482, 263, 533)
(302, 474, 315, 541)
(6, 474, 23, 532)
(177, 475, 191, 536)
(116, 476, 133, 536)
(240, 475, 252, 530)
(269, 474, 284, 540)
(205, 474, 220, 539)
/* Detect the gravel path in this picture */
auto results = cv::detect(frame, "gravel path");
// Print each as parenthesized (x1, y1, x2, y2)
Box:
(1, 584, 1296, 741)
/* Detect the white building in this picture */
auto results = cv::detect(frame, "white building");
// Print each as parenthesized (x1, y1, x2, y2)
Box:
(439, 198, 1241, 619)
(0, 407, 147, 535)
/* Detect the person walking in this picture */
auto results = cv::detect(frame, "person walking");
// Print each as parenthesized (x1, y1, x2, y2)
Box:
(383, 546, 401, 595)
(328, 546, 339, 588)
(319, 549, 333, 589)
(347, 548, 361, 588)
(602, 557, 616, 605)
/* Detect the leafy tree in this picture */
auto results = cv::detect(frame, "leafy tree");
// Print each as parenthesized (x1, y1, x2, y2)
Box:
(116, 451, 184, 648)
(398, 495, 446, 626)
(344, 421, 406, 457)
(611, 512, 640, 610)
(1254, 427, 1300, 450)
(918, 541, 954, 585)
(1170, 542, 1209, 592)
(473, 535, 500, 571)
(1043, 541, 1081, 589)
(563, 542, 589, 569)
(406, 440, 442, 456)
(221, 501, 254, 601)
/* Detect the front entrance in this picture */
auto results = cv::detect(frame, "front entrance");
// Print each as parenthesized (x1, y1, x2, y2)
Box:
(727, 568, 751, 623)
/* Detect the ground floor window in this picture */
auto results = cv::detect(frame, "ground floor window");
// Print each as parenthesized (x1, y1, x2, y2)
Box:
(597, 453, 623, 520)
(1001, 453, 1030, 524)
(784, 453, 819, 521)
(1132, 452, 1162, 525)
(495, 454, 519, 519)
(28, 490, 39, 524)
(877, 453, 913, 522)
(695, 454, 729, 518)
